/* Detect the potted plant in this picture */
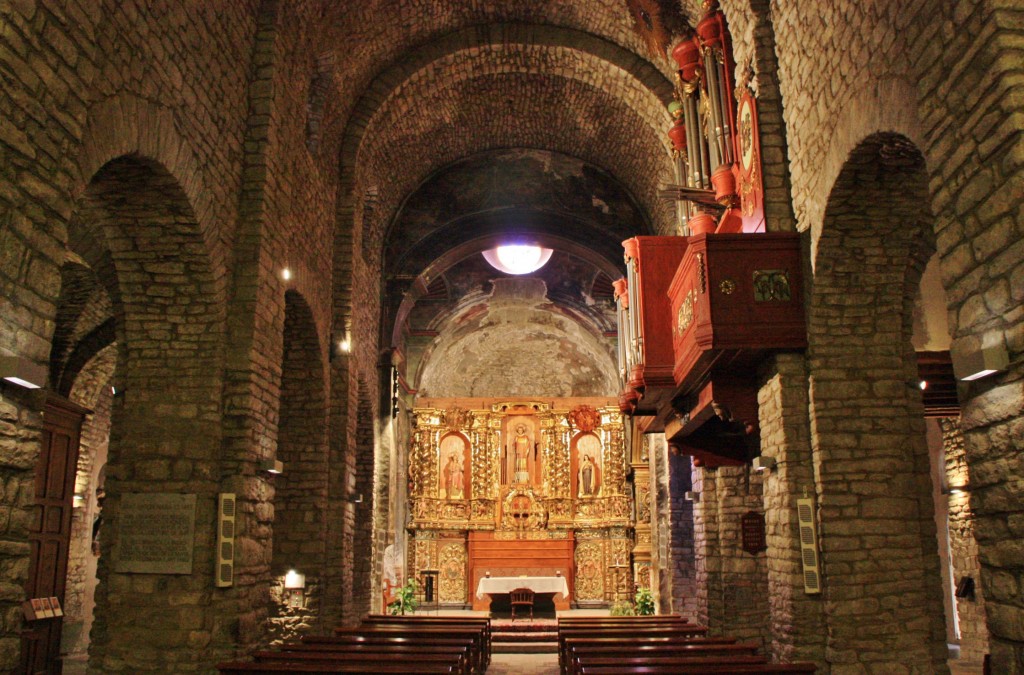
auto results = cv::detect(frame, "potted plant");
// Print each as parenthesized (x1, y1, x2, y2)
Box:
(388, 578, 418, 615)
(634, 587, 655, 616)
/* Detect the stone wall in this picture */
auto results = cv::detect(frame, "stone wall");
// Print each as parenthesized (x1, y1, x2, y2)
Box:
(666, 450, 698, 617)
(942, 417, 990, 666)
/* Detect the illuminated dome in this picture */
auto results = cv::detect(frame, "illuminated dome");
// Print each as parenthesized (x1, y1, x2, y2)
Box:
(482, 244, 554, 275)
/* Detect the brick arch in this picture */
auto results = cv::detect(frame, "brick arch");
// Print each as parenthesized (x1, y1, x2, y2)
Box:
(74, 95, 227, 295)
(338, 27, 677, 254)
(806, 132, 947, 672)
(269, 290, 329, 639)
(355, 72, 676, 264)
(72, 154, 229, 671)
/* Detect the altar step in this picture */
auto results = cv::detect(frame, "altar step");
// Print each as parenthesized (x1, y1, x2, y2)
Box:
(492, 621, 558, 654)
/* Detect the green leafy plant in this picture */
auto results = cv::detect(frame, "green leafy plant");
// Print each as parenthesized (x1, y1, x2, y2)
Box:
(634, 587, 655, 616)
(388, 578, 418, 615)
(609, 600, 635, 616)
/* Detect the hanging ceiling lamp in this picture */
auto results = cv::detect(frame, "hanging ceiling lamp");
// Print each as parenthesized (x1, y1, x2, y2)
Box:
(482, 244, 553, 275)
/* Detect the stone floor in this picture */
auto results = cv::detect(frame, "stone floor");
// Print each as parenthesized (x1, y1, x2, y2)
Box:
(487, 652, 560, 674)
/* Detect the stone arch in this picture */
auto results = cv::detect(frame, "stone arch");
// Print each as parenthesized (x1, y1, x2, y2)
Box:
(61, 342, 117, 666)
(74, 95, 226, 290)
(269, 290, 329, 641)
(69, 154, 228, 671)
(805, 132, 947, 672)
(337, 25, 679, 259)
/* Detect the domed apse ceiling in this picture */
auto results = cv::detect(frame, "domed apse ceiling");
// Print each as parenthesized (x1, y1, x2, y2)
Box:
(385, 149, 649, 399)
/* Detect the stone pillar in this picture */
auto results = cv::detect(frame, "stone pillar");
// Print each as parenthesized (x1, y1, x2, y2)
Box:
(692, 464, 723, 632)
(757, 354, 827, 665)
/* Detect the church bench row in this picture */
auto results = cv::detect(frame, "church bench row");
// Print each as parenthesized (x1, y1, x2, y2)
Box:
(578, 664, 818, 674)
(556, 621, 710, 673)
(362, 614, 492, 656)
(331, 622, 488, 670)
(557, 616, 816, 675)
(217, 616, 489, 675)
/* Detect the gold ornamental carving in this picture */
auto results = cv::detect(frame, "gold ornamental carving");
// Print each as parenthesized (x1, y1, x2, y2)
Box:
(442, 406, 472, 430)
(575, 541, 605, 601)
(501, 487, 548, 532)
(567, 405, 601, 433)
(438, 542, 467, 604)
(676, 289, 695, 335)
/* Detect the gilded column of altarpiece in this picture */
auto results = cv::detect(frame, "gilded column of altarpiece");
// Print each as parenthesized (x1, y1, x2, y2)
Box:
(406, 398, 635, 606)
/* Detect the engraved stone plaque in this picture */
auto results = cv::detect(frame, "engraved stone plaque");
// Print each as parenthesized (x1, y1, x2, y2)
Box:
(115, 493, 197, 574)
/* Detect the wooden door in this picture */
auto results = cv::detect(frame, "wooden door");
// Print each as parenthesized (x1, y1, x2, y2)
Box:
(21, 394, 89, 675)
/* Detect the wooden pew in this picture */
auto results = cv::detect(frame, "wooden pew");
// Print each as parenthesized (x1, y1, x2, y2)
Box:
(321, 627, 486, 673)
(578, 663, 817, 674)
(256, 646, 468, 675)
(557, 625, 710, 671)
(217, 660, 457, 673)
(564, 638, 751, 675)
(361, 615, 491, 659)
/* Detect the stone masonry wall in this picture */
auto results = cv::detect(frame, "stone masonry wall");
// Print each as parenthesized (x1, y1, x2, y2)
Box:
(942, 417, 990, 666)
(757, 353, 828, 666)
(667, 450, 698, 617)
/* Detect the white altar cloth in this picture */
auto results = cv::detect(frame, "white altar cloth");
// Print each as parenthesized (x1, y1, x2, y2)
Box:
(475, 576, 569, 599)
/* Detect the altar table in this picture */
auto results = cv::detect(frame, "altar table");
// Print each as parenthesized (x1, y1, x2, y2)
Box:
(475, 576, 569, 599)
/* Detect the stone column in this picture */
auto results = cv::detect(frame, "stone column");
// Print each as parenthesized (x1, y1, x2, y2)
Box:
(757, 354, 827, 665)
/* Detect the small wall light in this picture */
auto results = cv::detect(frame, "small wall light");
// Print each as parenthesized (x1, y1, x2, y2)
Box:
(73, 493, 85, 508)
(953, 343, 1009, 381)
(284, 569, 306, 590)
(338, 338, 351, 353)
(752, 456, 777, 472)
(283, 569, 305, 608)
(918, 380, 928, 391)
(943, 484, 970, 496)
(260, 459, 284, 475)
(0, 355, 47, 389)
(281, 268, 292, 281)
(684, 491, 700, 502)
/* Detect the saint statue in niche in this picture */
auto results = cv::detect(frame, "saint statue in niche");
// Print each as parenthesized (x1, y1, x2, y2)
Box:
(438, 434, 467, 499)
(578, 454, 596, 497)
(512, 424, 531, 484)
(443, 453, 464, 499)
(575, 432, 602, 498)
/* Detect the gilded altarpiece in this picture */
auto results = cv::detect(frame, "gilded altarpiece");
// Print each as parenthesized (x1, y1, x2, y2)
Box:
(407, 398, 633, 606)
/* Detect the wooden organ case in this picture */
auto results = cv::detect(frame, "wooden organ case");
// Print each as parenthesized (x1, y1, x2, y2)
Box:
(614, 0, 807, 467)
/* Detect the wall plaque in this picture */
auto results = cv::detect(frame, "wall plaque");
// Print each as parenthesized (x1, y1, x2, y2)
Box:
(115, 493, 197, 574)
(741, 510, 767, 555)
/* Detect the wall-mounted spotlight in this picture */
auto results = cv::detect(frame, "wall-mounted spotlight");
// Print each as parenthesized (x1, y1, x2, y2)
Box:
(338, 338, 351, 354)
(952, 343, 1009, 381)
(281, 267, 292, 281)
(259, 459, 284, 475)
(752, 456, 777, 472)
(0, 355, 47, 389)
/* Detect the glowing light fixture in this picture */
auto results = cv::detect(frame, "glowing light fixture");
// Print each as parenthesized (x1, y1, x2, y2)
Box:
(953, 342, 1008, 381)
(0, 355, 46, 389)
(284, 569, 306, 589)
(281, 267, 292, 281)
(482, 244, 553, 275)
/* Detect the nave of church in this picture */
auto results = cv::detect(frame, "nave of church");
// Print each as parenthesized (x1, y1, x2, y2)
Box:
(0, 0, 1021, 673)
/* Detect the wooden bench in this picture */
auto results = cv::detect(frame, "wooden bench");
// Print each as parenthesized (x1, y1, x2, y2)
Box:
(217, 659, 458, 673)
(321, 627, 486, 672)
(557, 625, 710, 671)
(255, 647, 468, 674)
(361, 615, 491, 658)
(564, 638, 751, 675)
(577, 663, 817, 674)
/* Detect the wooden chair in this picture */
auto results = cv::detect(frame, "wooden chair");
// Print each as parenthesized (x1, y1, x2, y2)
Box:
(510, 587, 534, 621)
